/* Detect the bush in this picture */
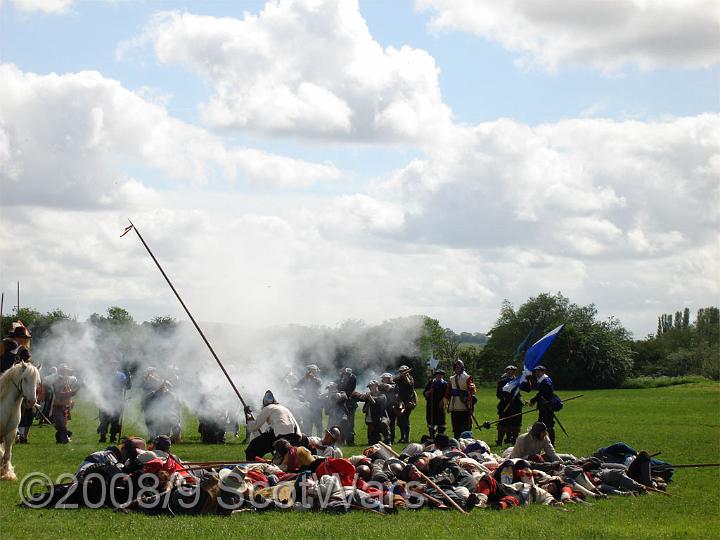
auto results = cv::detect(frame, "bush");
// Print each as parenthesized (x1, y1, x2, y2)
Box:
(620, 375, 708, 389)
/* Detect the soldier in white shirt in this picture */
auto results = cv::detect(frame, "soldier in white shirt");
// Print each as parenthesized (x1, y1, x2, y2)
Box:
(244, 390, 302, 460)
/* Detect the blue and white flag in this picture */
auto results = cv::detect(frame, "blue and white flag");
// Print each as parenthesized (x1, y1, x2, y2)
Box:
(503, 324, 565, 396)
(427, 352, 439, 370)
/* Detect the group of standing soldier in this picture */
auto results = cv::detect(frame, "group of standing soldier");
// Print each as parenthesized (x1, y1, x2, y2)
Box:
(294, 364, 418, 447)
(2, 316, 560, 451)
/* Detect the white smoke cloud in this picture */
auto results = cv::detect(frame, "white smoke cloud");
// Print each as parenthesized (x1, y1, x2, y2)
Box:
(31, 314, 426, 438)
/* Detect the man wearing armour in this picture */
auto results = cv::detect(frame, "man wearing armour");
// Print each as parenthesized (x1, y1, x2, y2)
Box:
(336, 368, 357, 445)
(379, 372, 399, 443)
(394, 365, 416, 444)
(496, 365, 523, 446)
(522, 365, 558, 444)
(296, 364, 323, 436)
(445, 359, 476, 438)
(424, 368, 448, 439)
(98, 361, 131, 443)
(51, 364, 80, 444)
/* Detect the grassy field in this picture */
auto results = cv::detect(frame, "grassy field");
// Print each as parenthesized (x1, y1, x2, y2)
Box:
(1, 382, 719, 539)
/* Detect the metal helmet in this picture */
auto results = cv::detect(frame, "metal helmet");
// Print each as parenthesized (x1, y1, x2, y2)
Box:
(262, 390, 277, 406)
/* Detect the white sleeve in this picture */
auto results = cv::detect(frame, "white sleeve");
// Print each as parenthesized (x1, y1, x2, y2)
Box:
(247, 407, 270, 432)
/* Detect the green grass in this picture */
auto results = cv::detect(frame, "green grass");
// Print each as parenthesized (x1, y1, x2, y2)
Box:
(1, 382, 719, 539)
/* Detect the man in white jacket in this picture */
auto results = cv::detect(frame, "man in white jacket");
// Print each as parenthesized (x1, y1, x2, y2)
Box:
(506, 421, 560, 462)
(244, 390, 302, 460)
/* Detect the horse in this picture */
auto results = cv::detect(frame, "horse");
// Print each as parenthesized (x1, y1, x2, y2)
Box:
(0, 361, 41, 480)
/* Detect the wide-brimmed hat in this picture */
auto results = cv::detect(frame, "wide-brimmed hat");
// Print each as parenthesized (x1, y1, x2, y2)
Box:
(533, 365, 547, 372)
(398, 365, 411, 373)
(7, 325, 31, 338)
(380, 372, 393, 379)
(505, 365, 518, 371)
(434, 369, 445, 375)
(306, 364, 319, 372)
(219, 466, 250, 495)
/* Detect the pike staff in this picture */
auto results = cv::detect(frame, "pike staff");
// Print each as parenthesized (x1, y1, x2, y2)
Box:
(121, 221, 252, 417)
(480, 394, 584, 429)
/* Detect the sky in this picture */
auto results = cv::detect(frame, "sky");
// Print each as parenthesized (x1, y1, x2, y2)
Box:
(0, 0, 718, 338)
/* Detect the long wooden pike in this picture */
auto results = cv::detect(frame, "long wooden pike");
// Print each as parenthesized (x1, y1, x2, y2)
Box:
(122, 220, 251, 414)
(646, 486, 671, 496)
(483, 394, 585, 428)
(377, 441, 468, 515)
(670, 463, 720, 468)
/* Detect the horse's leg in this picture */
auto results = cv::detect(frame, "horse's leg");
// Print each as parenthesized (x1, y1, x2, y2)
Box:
(0, 431, 16, 481)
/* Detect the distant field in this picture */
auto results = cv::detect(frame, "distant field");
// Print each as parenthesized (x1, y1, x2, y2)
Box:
(1, 382, 719, 539)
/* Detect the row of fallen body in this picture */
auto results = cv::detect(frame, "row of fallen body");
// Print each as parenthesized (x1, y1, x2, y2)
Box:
(24, 424, 674, 515)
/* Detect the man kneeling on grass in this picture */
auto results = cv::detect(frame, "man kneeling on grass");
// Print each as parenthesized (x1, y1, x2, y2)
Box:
(506, 421, 560, 462)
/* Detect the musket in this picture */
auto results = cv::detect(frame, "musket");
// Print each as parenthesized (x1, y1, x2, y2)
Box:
(646, 486, 671, 496)
(670, 463, 720, 468)
(117, 385, 127, 441)
(122, 221, 252, 418)
(481, 394, 584, 428)
(553, 412, 569, 437)
(32, 403, 52, 425)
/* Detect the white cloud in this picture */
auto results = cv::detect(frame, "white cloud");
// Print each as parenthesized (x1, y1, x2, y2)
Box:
(235, 149, 339, 188)
(0, 64, 342, 208)
(1, 107, 717, 338)
(418, 0, 720, 71)
(373, 115, 718, 258)
(119, 0, 452, 141)
(11, 0, 73, 14)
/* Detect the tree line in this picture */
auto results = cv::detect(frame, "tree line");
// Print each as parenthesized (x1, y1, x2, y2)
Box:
(3, 295, 717, 389)
(420, 293, 719, 389)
